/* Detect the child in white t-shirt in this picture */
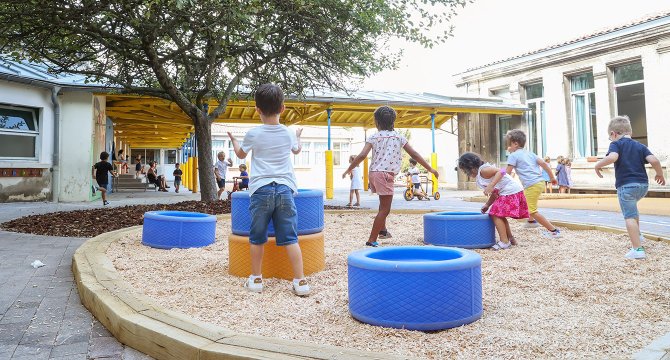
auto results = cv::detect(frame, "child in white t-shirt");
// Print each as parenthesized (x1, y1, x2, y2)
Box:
(407, 158, 428, 200)
(228, 83, 309, 296)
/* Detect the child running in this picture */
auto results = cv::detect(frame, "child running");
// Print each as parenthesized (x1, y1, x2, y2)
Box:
(347, 155, 363, 207)
(459, 152, 528, 249)
(595, 116, 665, 259)
(343, 106, 438, 247)
(92, 151, 117, 206)
(505, 129, 561, 238)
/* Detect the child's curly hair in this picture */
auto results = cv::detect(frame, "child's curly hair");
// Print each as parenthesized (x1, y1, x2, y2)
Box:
(458, 152, 485, 175)
(373, 106, 396, 131)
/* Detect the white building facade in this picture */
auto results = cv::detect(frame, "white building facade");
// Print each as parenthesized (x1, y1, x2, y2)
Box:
(453, 13, 670, 189)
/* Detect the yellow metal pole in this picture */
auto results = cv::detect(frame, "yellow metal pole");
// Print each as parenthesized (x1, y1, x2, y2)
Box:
(191, 156, 198, 193)
(363, 156, 369, 192)
(431, 152, 438, 196)
(184, 159, 189, 190)
(325, 150, 333, 199)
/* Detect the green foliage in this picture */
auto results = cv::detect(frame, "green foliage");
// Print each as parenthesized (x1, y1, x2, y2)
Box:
(0, 0, 469, 199)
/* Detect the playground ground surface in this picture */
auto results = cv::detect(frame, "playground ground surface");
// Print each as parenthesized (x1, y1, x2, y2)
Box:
(107, 212, 670, 360)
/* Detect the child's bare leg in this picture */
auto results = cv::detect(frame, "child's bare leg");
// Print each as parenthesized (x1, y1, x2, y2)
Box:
(285, 243, 305, 279)
(530, 212, 557, 231)
(348, 190, 353, 205)
(100, 187, 107, 202)
(626, 218, 642, 248)
(250, 244, 264, 276)
(354, 190, 360, 205)
(492, 216, 509, 244)
(502, 218, 516, 245)
(369, 195, 393, 244)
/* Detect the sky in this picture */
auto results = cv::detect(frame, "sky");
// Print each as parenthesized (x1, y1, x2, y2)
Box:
(361, 0, 670, 95)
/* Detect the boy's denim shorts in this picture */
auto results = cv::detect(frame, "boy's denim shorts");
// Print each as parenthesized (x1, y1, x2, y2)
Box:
(617, 183, 648, 219)
(249, 182, 298, 246)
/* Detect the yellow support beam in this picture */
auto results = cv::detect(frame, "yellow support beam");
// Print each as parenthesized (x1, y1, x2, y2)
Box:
(191, 156, 198, 193)
(431, 153, 438, 196)
(363, 156, 369, 192)
(325, 150, 333, 199)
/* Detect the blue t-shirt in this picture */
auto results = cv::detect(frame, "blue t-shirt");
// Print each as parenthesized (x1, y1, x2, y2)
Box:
(607, 137, 652, 188)
(506, 149, 544, 188)
(240, 171, 249, 186)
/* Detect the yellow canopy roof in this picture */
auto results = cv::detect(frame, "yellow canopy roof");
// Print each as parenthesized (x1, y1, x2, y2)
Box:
(106, 91, 527, 149)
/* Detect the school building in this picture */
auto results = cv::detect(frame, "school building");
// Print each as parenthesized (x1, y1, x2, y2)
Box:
(452, 11, 670, 190)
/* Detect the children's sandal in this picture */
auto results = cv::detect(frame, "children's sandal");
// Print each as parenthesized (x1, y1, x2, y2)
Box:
(492, 241, 510, 250)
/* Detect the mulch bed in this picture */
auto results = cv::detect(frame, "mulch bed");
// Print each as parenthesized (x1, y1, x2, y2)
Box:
(1, 201, 364, 238)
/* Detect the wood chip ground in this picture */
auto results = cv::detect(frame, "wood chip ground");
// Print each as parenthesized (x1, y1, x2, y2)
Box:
(107, 214, 670, 360)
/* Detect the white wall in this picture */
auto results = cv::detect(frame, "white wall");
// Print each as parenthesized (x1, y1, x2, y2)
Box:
(59, 91, 95, 202)
(0, 80, 54, 201)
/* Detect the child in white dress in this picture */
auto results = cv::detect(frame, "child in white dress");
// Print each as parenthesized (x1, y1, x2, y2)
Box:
(347, 155, 363, 207)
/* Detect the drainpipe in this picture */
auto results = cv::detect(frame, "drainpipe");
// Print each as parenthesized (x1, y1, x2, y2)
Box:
(50, 86, 61, 202)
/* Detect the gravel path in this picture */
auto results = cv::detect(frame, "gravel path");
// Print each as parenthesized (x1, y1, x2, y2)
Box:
(107, 213, 670, 360)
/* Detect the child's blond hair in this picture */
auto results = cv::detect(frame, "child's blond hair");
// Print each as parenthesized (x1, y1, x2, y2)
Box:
(557, 155, 565, 165)
(608, 115, 633, 135)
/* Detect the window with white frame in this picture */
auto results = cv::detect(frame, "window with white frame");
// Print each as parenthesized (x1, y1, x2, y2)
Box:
(613, 62, 647, 145)
(498, 115, 523, 162)
(523, 83, 546, 157)
(314, 142, 327, 165)
(570, 72, 597, 158)
(0, 105, 39, 159)
(293, 141, 311, 167)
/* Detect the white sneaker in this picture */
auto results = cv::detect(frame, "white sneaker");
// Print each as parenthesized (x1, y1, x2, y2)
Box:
(624, 247, 646, 260)
(541, 229, 562, 239)
(244, 276, 263, 293)
(523, 221, 540, 228)
(491, 241, 511, 250)
(292, 279, 311, 296)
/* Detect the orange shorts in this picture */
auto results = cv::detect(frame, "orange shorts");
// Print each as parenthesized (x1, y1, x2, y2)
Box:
(369, 171, 395, 196)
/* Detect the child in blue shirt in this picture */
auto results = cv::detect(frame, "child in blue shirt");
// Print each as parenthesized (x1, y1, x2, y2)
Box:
(505, 129, 561, 238)
(238, 164, 249, 190)
(595, 116, 665, 260)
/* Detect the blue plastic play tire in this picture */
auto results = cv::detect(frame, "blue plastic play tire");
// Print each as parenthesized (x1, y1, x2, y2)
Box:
(348, 246, 482, 331)
(142, 211, 216, 249)
(231, 189, 324, 236)
(423, 212, 495, 249)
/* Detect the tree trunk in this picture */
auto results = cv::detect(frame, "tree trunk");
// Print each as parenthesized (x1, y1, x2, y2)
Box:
(193, 114, 217, 201)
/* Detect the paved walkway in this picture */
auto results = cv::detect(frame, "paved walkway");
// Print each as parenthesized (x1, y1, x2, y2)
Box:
(1, 187, 669, 359)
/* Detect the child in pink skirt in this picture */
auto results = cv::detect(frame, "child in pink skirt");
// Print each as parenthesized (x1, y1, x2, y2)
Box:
(458, 152, 529, 250)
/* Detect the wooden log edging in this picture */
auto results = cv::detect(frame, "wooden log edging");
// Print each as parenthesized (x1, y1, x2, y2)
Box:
(72, 215, 401, 360)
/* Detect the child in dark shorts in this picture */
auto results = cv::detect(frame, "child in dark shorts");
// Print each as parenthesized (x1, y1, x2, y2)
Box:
(92, 151, 116, 206)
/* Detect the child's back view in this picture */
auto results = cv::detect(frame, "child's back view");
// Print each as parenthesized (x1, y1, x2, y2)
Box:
(595, 116, 665, 259)
(228, 83, 309, 295)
